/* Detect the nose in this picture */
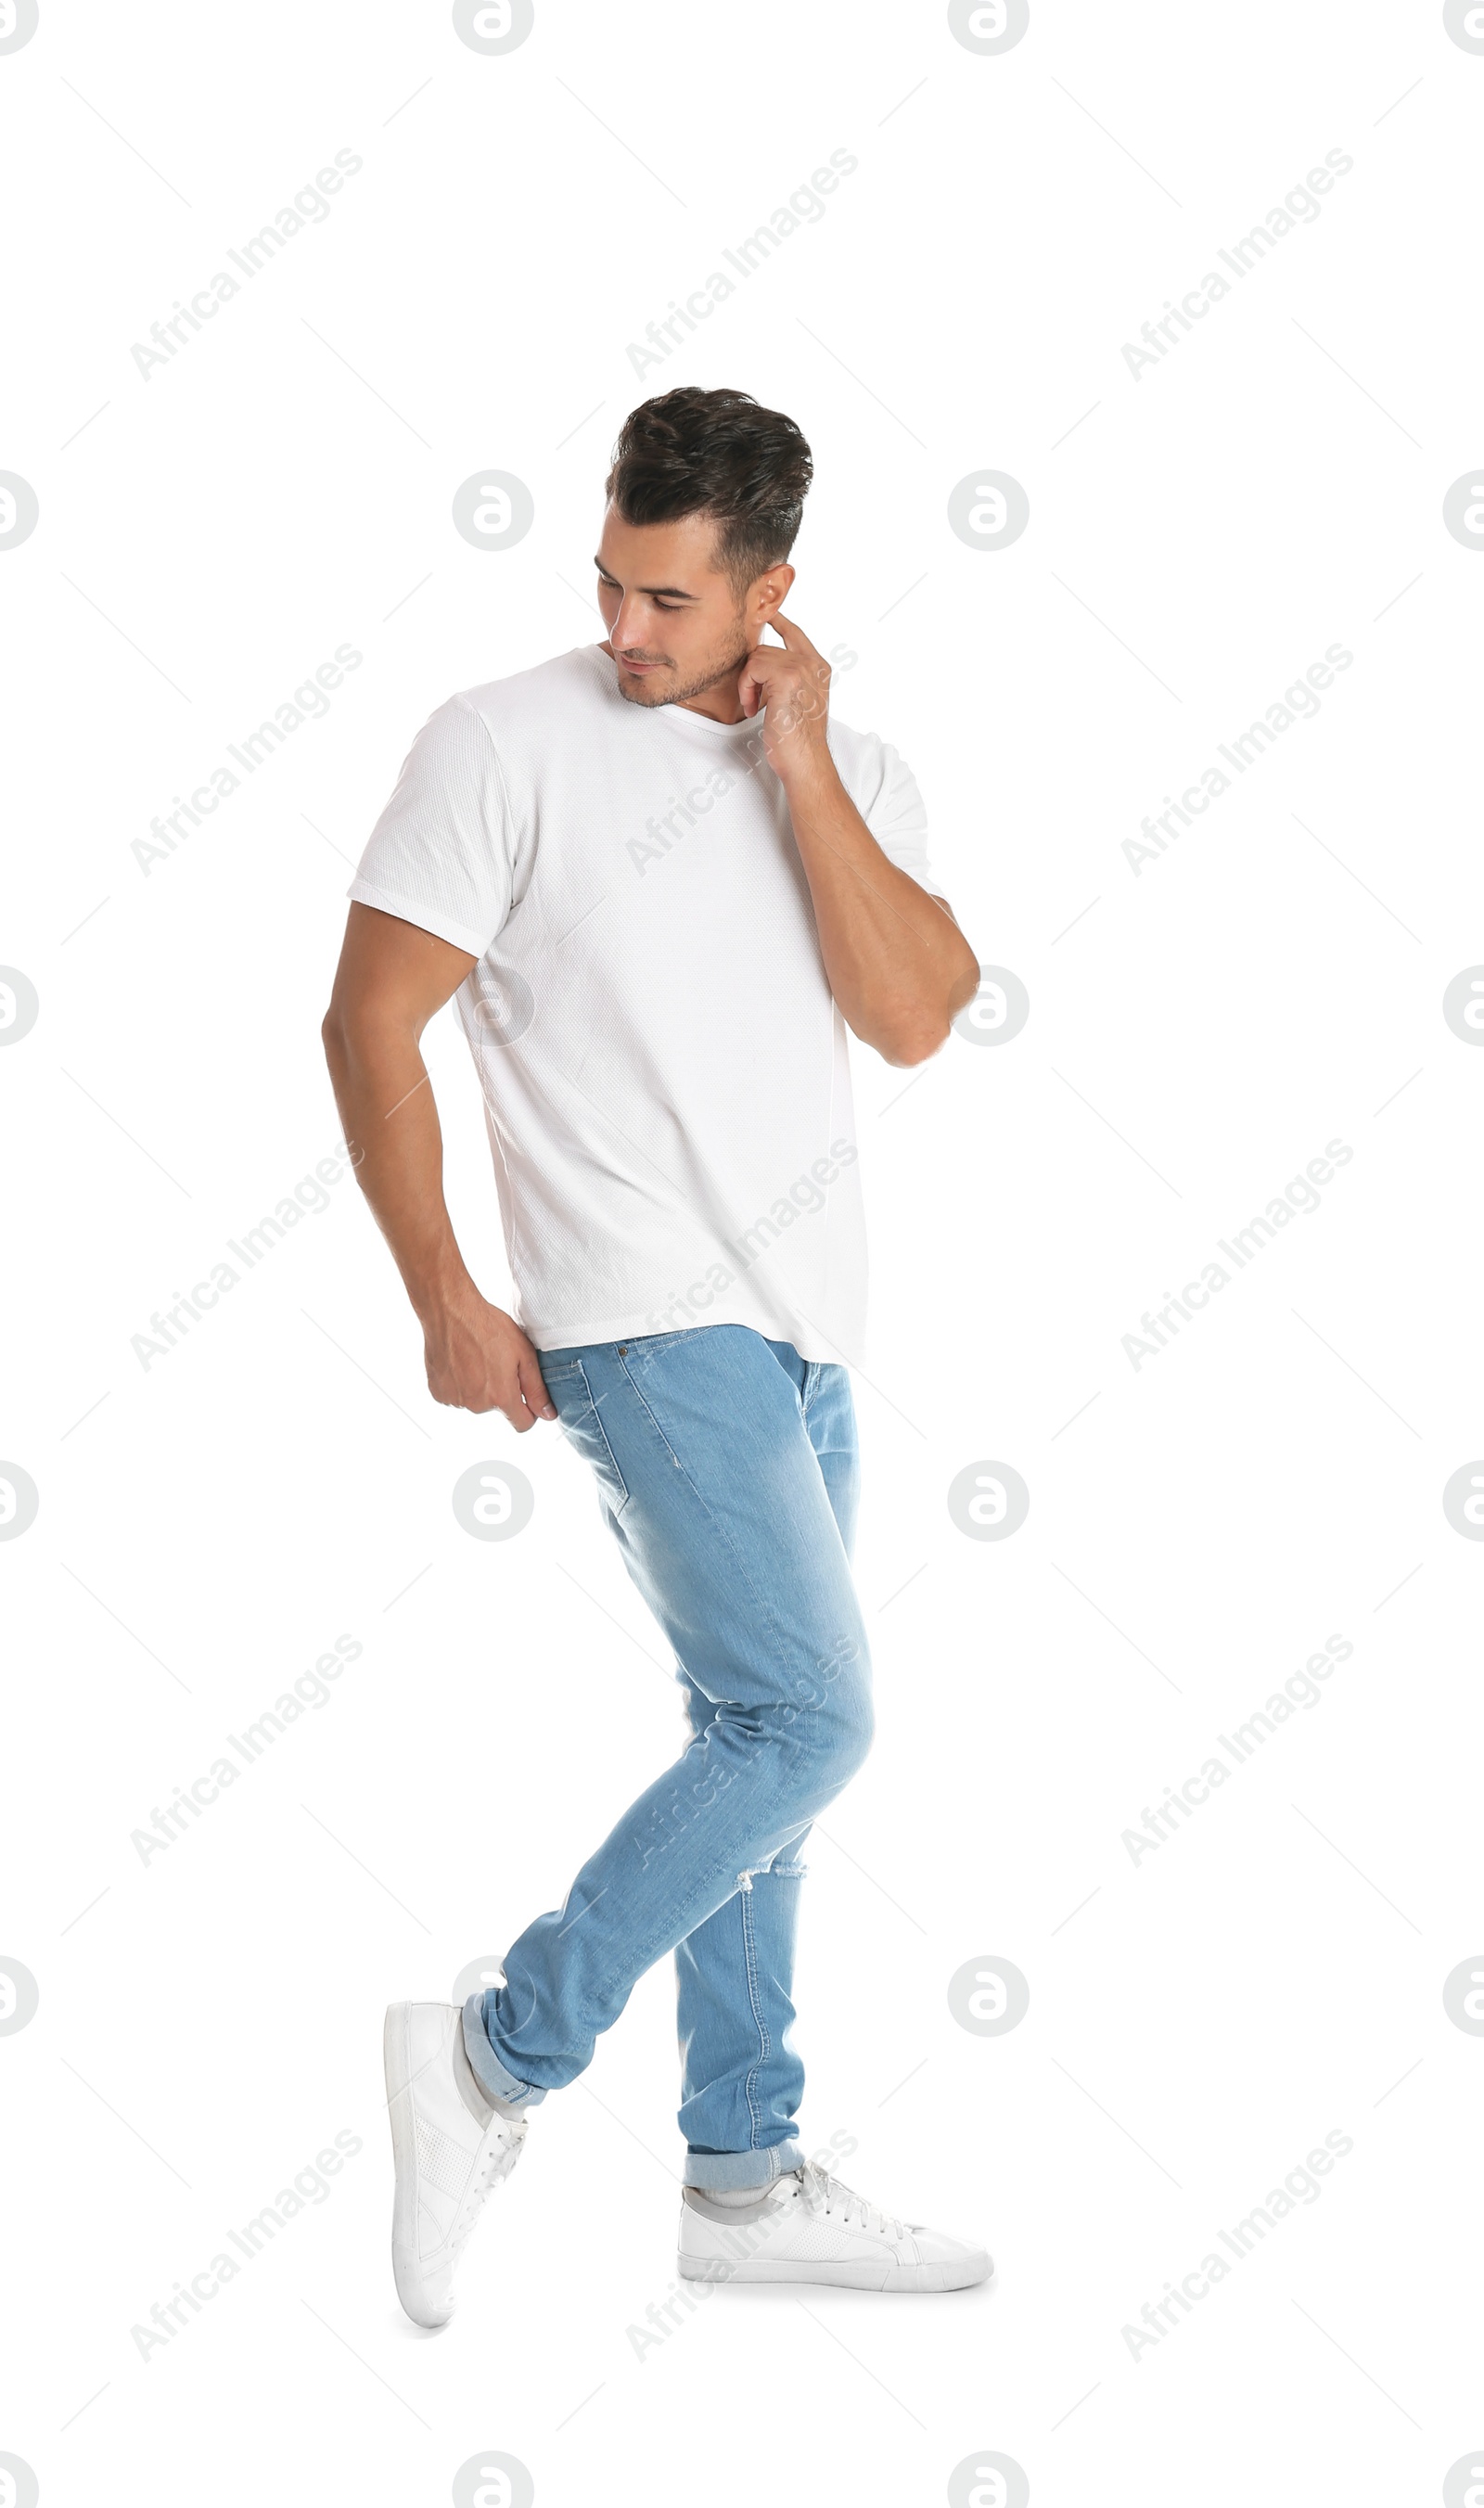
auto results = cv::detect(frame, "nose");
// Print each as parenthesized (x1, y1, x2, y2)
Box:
(610, 595, 656, 653)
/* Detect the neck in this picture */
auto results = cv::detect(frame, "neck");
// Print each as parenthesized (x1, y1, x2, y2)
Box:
(676, 686, 747, 725)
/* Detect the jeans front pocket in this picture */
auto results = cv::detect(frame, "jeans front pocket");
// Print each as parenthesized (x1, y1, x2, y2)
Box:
(555, 1360, 630, 1519)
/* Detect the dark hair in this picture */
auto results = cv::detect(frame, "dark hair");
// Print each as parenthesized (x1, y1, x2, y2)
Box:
(605, 386, 813, 595)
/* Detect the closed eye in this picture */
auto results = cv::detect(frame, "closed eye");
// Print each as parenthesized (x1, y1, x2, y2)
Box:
(595, 560, 695, 614)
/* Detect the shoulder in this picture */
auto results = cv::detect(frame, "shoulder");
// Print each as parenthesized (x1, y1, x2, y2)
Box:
(825, 713, 907, 806)
(453, 645, 612, 741)
(823, 711, 878, 774)
(391, 647, 609, 785)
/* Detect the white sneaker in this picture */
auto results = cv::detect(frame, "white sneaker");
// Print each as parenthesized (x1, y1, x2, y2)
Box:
(677, 2159, 991, 2293)
(383, 2002, 528, 2328)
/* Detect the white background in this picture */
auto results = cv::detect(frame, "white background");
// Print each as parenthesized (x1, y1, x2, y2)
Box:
(4, 3, 1483, 2502)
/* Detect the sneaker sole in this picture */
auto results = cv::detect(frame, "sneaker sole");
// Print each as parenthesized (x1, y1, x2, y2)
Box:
(384, 2002, 450, 2329)
(677, 2250, 992, 2293)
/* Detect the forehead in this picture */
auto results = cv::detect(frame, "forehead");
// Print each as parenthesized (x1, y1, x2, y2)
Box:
(595, 505, 724, 590)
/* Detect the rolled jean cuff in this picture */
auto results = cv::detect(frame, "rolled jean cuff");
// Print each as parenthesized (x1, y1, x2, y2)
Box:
(682, 2138, 805, 2191)
(462, 1993, 545, 2109)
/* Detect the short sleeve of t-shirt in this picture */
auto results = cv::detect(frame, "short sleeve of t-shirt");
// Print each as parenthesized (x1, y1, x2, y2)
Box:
(854, 736, 947, 901)
(347, 696, 514, 959)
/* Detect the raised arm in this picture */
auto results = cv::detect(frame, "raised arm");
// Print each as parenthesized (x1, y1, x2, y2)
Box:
(737, 614, 981, 1067)
(321, 902, 556, 1428)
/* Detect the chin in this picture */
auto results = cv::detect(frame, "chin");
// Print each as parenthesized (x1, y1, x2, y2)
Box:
(616, 675, 671, 708)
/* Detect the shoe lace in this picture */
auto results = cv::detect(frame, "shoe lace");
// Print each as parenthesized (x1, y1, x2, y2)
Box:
(452, 2115, 527, 2248)
(797, 2159, 905, 2241)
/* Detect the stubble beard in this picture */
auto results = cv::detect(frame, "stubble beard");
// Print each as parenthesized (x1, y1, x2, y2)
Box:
(612, 621, 752, 710)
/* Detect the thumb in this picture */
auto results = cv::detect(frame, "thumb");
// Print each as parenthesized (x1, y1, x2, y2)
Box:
(518, 1350, 557, 1421)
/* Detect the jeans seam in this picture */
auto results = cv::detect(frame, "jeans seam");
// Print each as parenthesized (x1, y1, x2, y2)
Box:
(568, 1361, 631, 1517)
(739, 1881, 768, 2149)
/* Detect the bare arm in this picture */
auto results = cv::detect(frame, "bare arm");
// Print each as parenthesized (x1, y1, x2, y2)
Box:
(321, 902, 556, 1428)
(738, 613, 981, 1067)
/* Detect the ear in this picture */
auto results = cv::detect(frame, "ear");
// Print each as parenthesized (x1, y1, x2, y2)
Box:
(752, 562, 796, 621)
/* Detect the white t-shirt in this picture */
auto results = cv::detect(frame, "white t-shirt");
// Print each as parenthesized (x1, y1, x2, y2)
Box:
(348, 642, 943, 1365)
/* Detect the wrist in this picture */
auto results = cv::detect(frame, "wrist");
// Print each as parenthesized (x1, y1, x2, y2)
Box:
(407, 1255, 480, 1334)
(774, 739, 838, 801)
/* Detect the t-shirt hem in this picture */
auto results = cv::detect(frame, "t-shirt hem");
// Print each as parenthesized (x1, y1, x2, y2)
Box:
(345, 877, 492, 961)
(528, 1307, 859, 1370)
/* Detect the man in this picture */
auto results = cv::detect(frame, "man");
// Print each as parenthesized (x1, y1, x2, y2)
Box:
(323, 385, 990, 2327)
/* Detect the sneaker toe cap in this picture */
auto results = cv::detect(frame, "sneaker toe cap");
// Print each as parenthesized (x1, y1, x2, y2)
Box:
(392, 2248, 456, 2329)
(908, 2224, 994, 2283)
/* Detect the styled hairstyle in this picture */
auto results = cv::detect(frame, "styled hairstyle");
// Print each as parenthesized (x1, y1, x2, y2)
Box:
(605, 386, 813, 595)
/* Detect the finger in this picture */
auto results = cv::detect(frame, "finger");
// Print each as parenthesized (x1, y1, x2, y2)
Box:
(770, 610, 818, 658)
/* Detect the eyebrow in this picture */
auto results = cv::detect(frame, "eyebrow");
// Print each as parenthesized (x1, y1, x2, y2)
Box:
(594, 555, 699, 601)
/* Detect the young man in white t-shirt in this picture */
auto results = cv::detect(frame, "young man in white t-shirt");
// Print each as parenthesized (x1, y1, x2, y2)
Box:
(324, 386, 988, 2324)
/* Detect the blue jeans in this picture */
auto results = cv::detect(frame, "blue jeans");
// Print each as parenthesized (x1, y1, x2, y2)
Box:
(462, 1324, 872, 2188)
